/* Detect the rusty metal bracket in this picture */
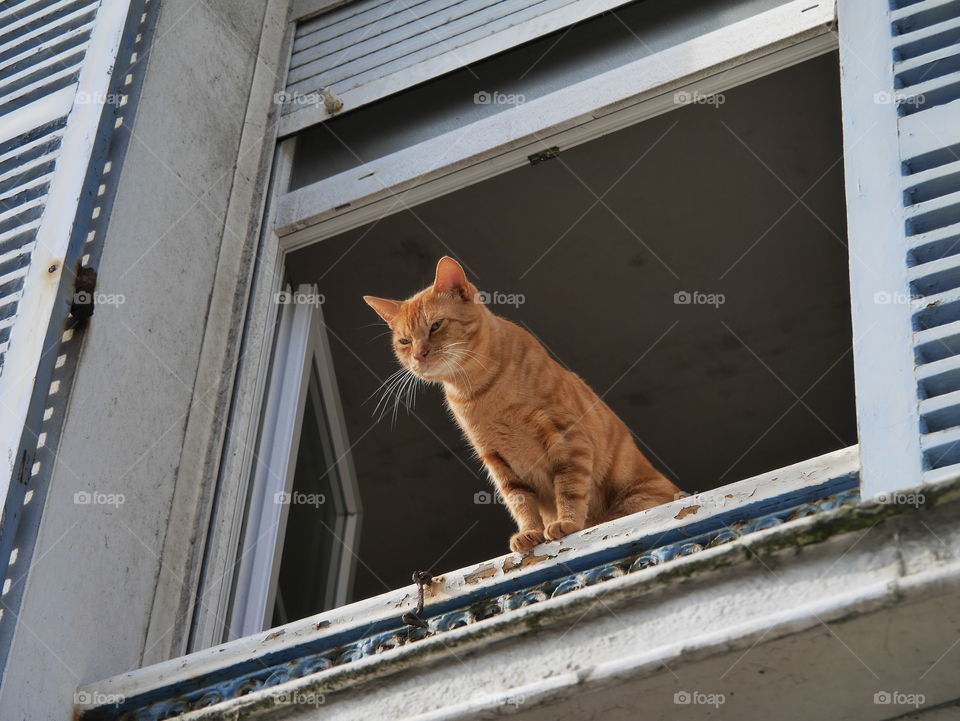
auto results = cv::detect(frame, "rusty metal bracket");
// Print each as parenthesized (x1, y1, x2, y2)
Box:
(401, 570, 433, 628)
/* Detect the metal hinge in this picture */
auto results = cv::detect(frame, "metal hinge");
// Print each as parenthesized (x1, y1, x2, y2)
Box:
(528, 146, 560, 166)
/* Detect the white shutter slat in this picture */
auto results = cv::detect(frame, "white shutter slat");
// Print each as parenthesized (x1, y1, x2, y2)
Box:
(290, 0, 463, 62)
(279, 0, 642, 136)
(0, 2, 97, 58)
(839, 0, 960, 494)
(900, 104, 960, 167)
(0, 62, 84, 110)
(0, 0, 133, 504)
(296, 0, 403, 42)
(0, 19, 95, 76)
(288, 0, 574, 94)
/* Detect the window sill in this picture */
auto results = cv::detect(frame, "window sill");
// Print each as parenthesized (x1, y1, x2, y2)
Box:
(79, 447, 960, 721)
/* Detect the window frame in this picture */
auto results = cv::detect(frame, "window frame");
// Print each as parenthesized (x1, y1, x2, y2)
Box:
(230, 283, 361, 639)
(193, 0, 845, 651)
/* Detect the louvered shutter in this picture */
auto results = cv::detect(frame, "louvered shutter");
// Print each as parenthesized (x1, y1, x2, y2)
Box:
(839, 0, 960, 496)
(0, 0, 132, 506)
(280, 0, 641, 136)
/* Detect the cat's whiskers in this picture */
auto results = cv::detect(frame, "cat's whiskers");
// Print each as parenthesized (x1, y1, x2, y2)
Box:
(368, 366, 408, 404)
(370, 370, 408, 419)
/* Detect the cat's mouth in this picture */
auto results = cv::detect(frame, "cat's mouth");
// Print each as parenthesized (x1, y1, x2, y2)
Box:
(410, 356, 456, 382)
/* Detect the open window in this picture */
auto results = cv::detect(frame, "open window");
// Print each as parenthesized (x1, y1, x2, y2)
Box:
(222, 0, 856, 632)
(276, 51, 854, 605)
(231, 284, 361, 637)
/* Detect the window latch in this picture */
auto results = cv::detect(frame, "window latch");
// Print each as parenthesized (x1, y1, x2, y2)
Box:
(401, 570, 433, 628)
(528, 146, 560, 166)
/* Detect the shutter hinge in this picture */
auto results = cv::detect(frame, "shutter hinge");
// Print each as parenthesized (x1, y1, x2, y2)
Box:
(17, 449, 31, 485)
(528, 147, 560, 166)
(70, 264, 98, 326)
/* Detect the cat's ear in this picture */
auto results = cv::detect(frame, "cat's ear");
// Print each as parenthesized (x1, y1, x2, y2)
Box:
(364, 296, 401, 324)
(434, 256, 469, 299)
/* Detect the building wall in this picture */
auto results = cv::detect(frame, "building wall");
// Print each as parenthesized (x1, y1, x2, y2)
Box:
(0, 0, 280, 717)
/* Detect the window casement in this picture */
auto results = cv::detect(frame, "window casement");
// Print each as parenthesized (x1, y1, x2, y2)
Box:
(190, 0, 857, 639)
(206, 0, 849, 644)
(78, 0, 960, 718)
(231, 282, 361, 638)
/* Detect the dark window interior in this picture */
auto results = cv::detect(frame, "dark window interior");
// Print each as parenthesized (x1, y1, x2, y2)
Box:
(271, 361, 352, 624)
(284, 51, 856, 606)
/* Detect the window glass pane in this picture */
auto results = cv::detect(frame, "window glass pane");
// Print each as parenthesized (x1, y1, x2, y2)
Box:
(272, 361, 348, 626)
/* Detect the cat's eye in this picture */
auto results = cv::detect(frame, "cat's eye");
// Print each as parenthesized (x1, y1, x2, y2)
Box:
(430, 319, 443, 333)
(398, 338, 411, 345)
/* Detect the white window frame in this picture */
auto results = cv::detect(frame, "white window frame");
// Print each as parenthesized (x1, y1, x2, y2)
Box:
(194, 0, 845, 650)
(231, 282, 361, 639)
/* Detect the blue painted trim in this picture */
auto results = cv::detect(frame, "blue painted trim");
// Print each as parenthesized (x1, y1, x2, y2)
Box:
(83, 474, 859, 721)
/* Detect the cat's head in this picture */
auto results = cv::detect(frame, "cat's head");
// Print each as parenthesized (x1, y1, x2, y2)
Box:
(364, 257, 487, 382)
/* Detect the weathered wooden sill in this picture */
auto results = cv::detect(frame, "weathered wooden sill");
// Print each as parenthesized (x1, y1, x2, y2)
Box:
(80, 447, 958, 721)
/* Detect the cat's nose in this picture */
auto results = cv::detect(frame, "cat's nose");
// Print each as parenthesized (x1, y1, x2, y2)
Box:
(415, 347, 430, 362)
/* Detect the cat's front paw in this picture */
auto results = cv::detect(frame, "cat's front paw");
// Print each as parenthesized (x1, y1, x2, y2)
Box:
(510, 529, 546, 554)
(544, 519, 582, 540)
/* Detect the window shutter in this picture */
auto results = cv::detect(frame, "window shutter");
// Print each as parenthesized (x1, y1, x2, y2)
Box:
(0, 1, 132, 513)
(280, 0, 642, 136)
(839, 0, 960, 496)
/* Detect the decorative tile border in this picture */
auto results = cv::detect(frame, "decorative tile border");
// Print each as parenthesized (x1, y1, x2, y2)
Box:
(88, 482, 859, 721)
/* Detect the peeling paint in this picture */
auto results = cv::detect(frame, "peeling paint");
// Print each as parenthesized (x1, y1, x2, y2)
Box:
(503, 553, 552, 573)
(675, 505, 701, 520)
(464, 563, 498, 585)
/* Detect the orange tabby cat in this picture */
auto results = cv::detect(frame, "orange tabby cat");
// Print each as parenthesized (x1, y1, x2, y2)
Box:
(364, 257, 682, 554)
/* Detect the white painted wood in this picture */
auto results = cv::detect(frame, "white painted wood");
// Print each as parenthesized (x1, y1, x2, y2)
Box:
(292, 0, 359, 22)
(190, 137, 298, 651)
(231, 287, 313, 637)
(0, 3, 96, 58)
(306, 286, 363, 609)
(0, 0, 132, 516)
(286, 0, 576, 89)
(0, 20, 96, 76)
(276, 0, 837, 247)
(0, 88, 72, 146)
(840, 0, 960, 496)
(290, 0, 466, 62)
(231, 282, 363, 636)
(80, 445, 860, 701)
(838, 0, 921, 499)
(279, 0, 657, 135)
